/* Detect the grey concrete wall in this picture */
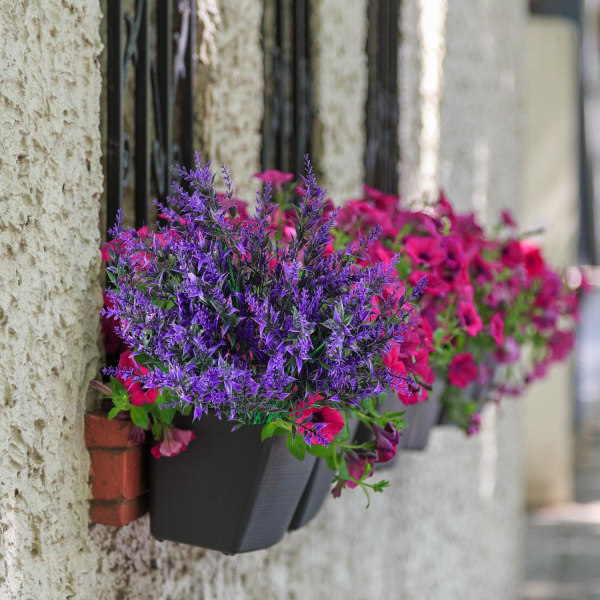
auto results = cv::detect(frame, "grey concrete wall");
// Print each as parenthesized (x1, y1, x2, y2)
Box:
(437, 2, 525, 224)
(400, 0, 525, 226)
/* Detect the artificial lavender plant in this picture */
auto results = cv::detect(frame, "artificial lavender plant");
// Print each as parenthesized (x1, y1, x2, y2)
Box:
(103, 155, 420, 495)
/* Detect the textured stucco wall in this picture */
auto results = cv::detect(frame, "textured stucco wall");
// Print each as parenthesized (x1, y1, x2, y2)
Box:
(194, 0, 264, 199)
(82, 404, 521, 600)
(400, 0, 525, 224)
(0, 1, 525, 598)
(520, 19, 579, 507)
(0, 1, 104, 598)
(312, 0, 368, 202)
(437, 2, 525, 223)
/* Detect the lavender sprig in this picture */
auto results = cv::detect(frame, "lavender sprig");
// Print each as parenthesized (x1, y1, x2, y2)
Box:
(104, 154, 414, 427)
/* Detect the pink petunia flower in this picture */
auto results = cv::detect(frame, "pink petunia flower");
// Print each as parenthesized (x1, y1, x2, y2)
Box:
(458, 302, 483, 337)
(548, 330, 575, 362)
(520, 242, 545, 277)
(116, 350, 160, 406)
(295, 394, 345, 446)
(500, 210, 517, 228)
(448, 353, 478, 388)
(490, 313, 505, 346)
(151, 427, 196, 458)
(344, 452, 372, 488)
(405, 236, 447, 266)
(494, 336, 520, 365)
(253, 169, 294, 192)
(371, 423, 400, 463)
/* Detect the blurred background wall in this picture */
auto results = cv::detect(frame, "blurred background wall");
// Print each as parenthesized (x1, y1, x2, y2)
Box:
(520, 17, 580, 508)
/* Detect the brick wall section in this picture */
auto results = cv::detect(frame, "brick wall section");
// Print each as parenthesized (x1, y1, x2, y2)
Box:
(85, 412, 149, 527)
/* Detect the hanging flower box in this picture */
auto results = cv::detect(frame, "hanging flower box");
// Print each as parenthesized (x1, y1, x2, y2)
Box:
(96, 157, 421, 550)
(150, 413, 316, 552)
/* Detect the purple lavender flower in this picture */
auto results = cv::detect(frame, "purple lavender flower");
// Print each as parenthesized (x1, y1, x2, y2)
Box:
(103, 154, 415, 428)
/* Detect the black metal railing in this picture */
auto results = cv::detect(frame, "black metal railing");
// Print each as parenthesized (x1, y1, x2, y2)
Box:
(105, 0, 196, 232)
(261, 0, 312, 176)
(365, 0, 399, 195)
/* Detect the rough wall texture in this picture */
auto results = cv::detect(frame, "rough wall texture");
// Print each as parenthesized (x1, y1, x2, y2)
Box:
(84, 405, 520, 600)
(400, 0, 525, 223)
(399, 0, 448, 204)
(437, 2, 525, 223)
(195, 0, 264, 199)
(0, 1, 104, 598)
(0, 1, 524, 598)
(312, 0, 368, 202)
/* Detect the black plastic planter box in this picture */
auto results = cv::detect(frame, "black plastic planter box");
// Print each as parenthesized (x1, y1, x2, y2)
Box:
(288, 458, 334, 530)
(288, 419, 360, 531)
(352, 385, 444, 462)
(150, 414, 316, 554)
(399, 383, 444, 450)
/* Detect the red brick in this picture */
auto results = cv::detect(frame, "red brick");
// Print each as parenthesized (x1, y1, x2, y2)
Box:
(85, 410, 140, 449)
(89, 446, 148, 500)
(90, 495, 149, 527)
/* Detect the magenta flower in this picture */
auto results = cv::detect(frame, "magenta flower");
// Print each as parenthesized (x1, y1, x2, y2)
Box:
(151, 427, 196, 458)
(490, 313, 504, 346)
(101, 293, 125, 355)
(520, 242, 544, 277)
(405, 236, 446, 266)
(408, 269, 449, 297)
(371, 423, 400, 463)
(253, 169, 294, 192)
(448, 353, 478, 388)
(467, 413, 482, 436)
(548, 330, 575, 361)
(494, 336, 520, 365)
(295, 395, 345, 446)
(500, 210, 517, 227)
(458, 302, 483, 337)
(408, 347, 435, 385)
(345, 452, 372, 488)
(501, 240, 523, 268)
(116, 350, 160, 406)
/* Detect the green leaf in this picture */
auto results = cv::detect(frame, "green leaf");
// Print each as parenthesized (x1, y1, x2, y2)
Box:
(338, 460, 350, 481)
(110, 377, 127, 396)
(286, 433, 306, 461)
(133, 353, 153, 366)
(130, 406, 149, 430)
(433, 328, 447, 346)
(373, 479, 390, 493)
(107, 407, 121, 420)
(261, 420, 289, 441)
(261, 421, 278, 441)
(164, 407, 177, 424)
(151, 420, 163, 437)
(307, 443, 333, 459)
(326, 454, 337, 471)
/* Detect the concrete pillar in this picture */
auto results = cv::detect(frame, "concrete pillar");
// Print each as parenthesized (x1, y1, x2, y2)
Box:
(520, 18, 579, 507)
